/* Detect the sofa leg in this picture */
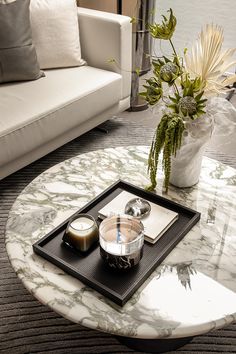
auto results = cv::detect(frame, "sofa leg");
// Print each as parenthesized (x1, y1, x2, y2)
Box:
(95, 126, 109, 134)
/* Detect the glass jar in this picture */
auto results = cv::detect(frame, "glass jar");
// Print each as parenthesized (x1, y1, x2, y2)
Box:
(63, 213, 99, 252)
(99, 215, 144, 270)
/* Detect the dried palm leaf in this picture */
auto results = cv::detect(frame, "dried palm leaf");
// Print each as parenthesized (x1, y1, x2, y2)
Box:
(184, 24, 236, 95)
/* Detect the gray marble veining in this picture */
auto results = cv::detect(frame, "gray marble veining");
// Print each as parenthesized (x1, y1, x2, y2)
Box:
(5, 146, 236, 339)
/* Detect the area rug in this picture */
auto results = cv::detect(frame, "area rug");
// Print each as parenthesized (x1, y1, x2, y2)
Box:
(0, 117, 236, 354)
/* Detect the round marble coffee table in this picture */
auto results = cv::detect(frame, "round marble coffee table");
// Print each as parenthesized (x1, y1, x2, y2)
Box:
(5, 146, 236, 353)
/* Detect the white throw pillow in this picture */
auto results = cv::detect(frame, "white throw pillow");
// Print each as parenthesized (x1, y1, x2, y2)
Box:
(30, 0, 85, 69)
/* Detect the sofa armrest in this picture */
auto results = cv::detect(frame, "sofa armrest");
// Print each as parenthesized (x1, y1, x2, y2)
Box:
(77, 7, 132, 101)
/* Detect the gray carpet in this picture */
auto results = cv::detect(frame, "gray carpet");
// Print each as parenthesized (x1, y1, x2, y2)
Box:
(0, 117, 236, 354)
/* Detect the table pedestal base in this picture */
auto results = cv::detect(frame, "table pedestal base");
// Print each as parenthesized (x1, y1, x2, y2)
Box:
(116, 335, 193, 353)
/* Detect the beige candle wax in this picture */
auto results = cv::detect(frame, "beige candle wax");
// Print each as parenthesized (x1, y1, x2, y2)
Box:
(64, 214, 98, 252)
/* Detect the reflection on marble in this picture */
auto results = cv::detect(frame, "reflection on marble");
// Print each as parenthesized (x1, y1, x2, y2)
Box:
(5, 146, 236, 339)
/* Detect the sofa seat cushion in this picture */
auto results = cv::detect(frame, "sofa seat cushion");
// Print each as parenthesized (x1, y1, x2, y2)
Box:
(0, 66, 122, 167)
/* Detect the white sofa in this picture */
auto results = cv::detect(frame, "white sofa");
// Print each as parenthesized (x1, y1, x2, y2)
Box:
(0, 7, 132, 180)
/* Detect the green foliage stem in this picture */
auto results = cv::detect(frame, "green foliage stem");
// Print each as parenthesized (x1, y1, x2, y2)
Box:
(146, 114, 185, 192)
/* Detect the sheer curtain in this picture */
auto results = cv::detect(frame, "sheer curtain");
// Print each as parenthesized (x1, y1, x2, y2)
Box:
(153, 0, 236, 73)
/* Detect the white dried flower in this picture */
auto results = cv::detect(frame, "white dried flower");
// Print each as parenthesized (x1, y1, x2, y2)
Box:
(184, 24, 236, 96)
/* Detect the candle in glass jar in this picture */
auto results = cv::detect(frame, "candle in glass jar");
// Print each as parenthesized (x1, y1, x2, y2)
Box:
(63, 214, 98, 252)
(99, 215, 144, 270)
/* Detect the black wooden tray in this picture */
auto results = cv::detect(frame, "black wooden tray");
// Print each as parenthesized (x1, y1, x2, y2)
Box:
(33, 180, 200, 306)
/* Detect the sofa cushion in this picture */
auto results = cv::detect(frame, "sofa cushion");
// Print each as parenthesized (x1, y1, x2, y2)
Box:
(30, 0, 85, 69)
(0, 66, 122, 167)
(0, 0, 44, 83)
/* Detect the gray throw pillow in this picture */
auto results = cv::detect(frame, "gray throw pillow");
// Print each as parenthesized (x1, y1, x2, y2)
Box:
(0, 0, 44, 83)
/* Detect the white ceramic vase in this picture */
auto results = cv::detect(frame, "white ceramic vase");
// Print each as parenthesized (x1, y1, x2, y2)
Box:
(169, 112, 214, 188)
(152, 96, 236, 189)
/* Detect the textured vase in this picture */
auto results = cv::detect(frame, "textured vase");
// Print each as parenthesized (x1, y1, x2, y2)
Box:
(169, 136, 208, 188)
(169, 112, 214, 188)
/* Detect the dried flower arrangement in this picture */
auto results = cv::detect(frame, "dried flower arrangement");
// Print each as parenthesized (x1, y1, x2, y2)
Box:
(140, 9, 236, 192)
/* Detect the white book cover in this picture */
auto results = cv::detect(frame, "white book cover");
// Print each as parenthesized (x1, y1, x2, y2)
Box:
(98, 191, 178, 244)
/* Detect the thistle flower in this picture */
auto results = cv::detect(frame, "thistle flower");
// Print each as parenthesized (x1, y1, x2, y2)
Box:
(160, 62, 179, 83)
(140, 77, 163, 105)
(184, 24, 236, 95)
(152, 56, 181, 85)
(148, 8, 176, 40)
(179, 96, 197, 116)
(168, 76, 207, 119)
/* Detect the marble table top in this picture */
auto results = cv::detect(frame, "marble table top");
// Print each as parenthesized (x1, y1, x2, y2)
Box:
(5, 146, 236, 339)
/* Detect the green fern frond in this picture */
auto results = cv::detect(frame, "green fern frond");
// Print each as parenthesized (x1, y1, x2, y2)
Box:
(147, 114, 185, 192)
